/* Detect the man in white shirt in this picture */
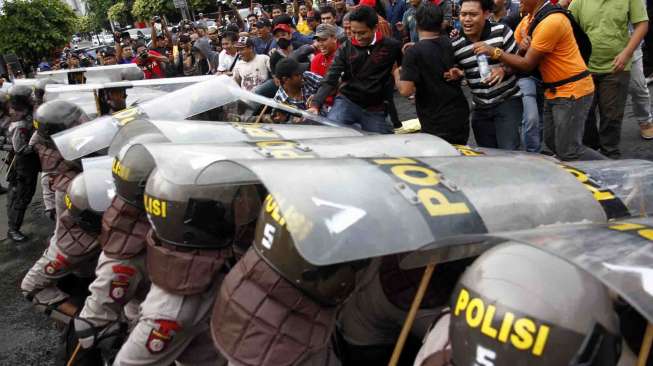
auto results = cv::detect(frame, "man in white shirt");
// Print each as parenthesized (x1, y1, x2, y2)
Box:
(233, 36, 271, 91)
(217, 31, 239, 75)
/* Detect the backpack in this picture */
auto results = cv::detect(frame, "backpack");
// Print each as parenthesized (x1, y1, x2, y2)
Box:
(527, 2, 592, 91)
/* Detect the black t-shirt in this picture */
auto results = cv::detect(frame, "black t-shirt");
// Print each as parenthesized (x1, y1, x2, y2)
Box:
(401, 36, 470, 144)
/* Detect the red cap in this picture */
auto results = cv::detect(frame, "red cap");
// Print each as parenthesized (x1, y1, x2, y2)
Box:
(272, 23, 292, 34)
(359, 0, 376, 7)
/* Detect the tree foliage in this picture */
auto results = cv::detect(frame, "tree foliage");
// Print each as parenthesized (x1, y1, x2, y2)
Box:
(84, 0, 113, 30)
(75, 15, 94, 33)
(0, 0, 77, 63)
(108, 2, 129, 22)
(131, 0, 174, 21)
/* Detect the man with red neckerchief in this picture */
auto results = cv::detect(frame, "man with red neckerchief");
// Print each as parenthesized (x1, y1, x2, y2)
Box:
(308, 6, 401, 133)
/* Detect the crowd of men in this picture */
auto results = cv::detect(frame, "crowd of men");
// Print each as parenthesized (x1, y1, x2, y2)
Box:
(41, 0, 652, 156)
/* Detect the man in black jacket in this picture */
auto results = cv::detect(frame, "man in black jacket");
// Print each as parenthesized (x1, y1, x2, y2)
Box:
(308, 6, 401, 134)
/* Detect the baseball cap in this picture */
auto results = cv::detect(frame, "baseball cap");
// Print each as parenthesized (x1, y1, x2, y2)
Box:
(314, 23, 336, 39)
(103, 47, 116, 57)
(235, 36, 254, 48)
(272, 23, 292, 35)
(256, 18, 271, 28)
(274, 58, 302, 79)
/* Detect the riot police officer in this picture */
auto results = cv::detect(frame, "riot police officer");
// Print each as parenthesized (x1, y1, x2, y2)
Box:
(97, 68, 144, 115)
(414, 243, 622, 366)
(21, 101, 92, 314)
(75, 130, 166, 361)
(113, 162, 262, 365)
(5, 84, 39, 242)
(0, 91, 10, 195)
(31, 79, 61, 219)
(33, 78, 59, 111)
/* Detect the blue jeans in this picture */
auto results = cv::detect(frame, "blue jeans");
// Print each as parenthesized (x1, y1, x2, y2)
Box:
(471, 97, 522, 150)
(518, 77, 543, 152)
(327, 95, 394, 134)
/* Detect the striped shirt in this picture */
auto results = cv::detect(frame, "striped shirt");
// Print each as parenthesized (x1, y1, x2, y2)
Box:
(452, 21, 521, 108)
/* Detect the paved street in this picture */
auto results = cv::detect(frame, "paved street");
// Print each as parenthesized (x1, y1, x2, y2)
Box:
(0, 91, 651, 365)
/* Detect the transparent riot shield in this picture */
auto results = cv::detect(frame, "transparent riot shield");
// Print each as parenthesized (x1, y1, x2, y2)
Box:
(403, 217, 653, 324)
(51, 75, 240, 160)
(193, 157, 653, 266)
(81, 156, 115, 211)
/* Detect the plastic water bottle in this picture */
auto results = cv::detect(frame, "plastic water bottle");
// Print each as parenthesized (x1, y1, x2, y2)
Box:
(477, 54, 491, 81)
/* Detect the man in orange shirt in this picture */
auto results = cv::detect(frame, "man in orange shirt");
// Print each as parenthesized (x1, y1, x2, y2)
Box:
(473, 0, 604, 161)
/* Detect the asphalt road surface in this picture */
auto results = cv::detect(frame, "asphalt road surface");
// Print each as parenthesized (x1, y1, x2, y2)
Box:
(0, 92, 651, 365)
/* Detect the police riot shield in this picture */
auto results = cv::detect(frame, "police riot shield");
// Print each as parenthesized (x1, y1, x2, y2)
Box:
(139, 133, 460, 185)
(44, 75, 215, 117)
(195, 157, 653, 266)
(81, 155, 115, 211)
(107, 120, 363, 157)
(11, 78, 39, 87)
(408, 218, 653, 323)
(37, 64, 141, 84)
(51, 75, 240, 160)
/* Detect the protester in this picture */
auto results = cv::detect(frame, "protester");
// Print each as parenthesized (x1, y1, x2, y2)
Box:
(310, 24, 339, 76)
(296, 4, 313, 35)
(131, 41, 167, 79)
(398, 0, 422, 43)
(253, 18, 277, 55)
(309, 6, 401, 134)
(474, 0, 605, 160)
(385, 0, 408, 40)
(448, 0, 522, 150)
(320, 5, 348, 42)
(233, 36, 272, 91)
(274, 58, 323, 113)
(272, 4, 285, 19)
(217, 31, 240, 75)
(395, 3, 470, 144)
(628, 41, 653, 139)
(569, 0, 649, 158)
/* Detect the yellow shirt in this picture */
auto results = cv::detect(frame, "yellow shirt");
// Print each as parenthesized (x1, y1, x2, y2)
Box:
(515, 13, 594, 100)
(296, 20, 312, 36)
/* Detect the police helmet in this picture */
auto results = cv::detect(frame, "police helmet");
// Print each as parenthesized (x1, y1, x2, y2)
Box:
(121, 67, 144, 81)
(8, 84, 33, 110)
(34, 78, 59, 101)
(65, 173, 103, 233)
(34, 100, 88, 139)
(450, 243, 621, 366)
(143, 163, 262, 250)
(253, 192, 357, 306)
(112, 130, 168, 208)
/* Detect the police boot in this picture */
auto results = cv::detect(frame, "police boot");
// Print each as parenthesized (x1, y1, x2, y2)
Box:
(7, 228, 28, 242)
(0, 185, 7, 195)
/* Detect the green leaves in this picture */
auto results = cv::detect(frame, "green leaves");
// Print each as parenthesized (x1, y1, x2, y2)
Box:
(131, 0, 174, 21)
(0, 0, 77, 63)
(108, 2, 128, 22)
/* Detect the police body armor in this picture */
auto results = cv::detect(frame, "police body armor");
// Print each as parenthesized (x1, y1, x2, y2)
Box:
(33, 100, 88, 192)
(100, 129, 168, 259)
(56, 173, 103, 258)
(32, 134, 64, 173)
(143, 165, 262, 296)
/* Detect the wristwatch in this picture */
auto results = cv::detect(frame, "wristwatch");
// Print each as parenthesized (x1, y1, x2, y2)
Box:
(491, 47, 503, 61)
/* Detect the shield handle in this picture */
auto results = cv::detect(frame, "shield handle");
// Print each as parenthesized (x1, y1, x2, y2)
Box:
(388, 263, 436, 366)
(638, 323, 653, 366)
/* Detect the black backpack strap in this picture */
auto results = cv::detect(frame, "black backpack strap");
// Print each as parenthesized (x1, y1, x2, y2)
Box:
(542, 70, 590, 93)
(528, 2, 561, 36)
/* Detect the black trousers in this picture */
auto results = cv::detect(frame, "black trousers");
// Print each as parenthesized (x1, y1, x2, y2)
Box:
(6, 156, 39, 231)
